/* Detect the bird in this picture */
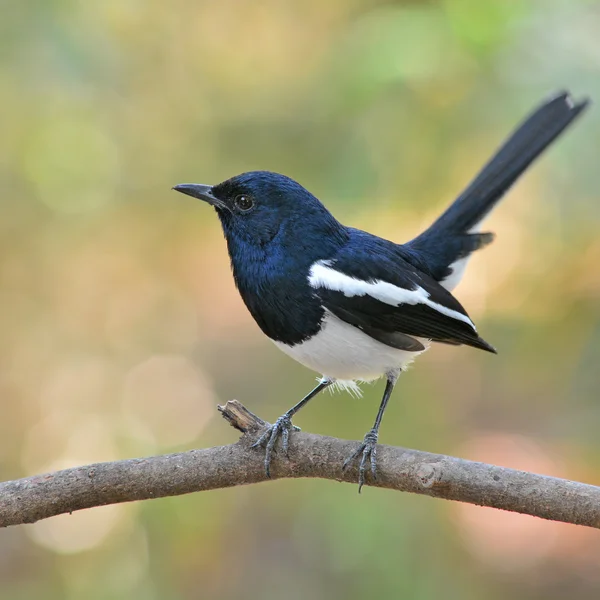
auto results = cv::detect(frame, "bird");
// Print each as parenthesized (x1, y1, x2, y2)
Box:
(173, 91, 589, 491)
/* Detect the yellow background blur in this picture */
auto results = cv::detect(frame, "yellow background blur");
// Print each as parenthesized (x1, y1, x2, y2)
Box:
(2, 1, 600, 598)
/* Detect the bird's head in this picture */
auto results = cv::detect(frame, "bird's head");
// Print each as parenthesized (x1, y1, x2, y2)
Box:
(173, 171, 345, 250)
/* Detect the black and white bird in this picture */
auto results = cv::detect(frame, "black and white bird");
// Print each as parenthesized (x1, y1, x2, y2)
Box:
(174, 91, 589, 490)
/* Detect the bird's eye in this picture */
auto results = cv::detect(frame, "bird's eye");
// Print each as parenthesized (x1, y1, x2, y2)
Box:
(234, 194, 254, 212)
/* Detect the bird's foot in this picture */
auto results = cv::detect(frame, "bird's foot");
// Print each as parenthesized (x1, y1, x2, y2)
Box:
(342, 428, 379, 492)
(251, 414, 301, 478)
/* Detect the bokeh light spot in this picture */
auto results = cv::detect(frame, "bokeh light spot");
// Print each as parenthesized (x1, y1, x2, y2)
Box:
(27, 504, 131, 555)
(122, 354, 214, 447)
(23, 116, 119, 213)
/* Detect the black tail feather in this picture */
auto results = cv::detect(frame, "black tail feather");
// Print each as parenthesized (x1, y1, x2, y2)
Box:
(428, 91, 589, 235)
(407, 91, 589, 280)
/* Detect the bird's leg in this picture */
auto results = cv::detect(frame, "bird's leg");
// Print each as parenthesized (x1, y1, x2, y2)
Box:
(252, 378, 333, 477)
(343, 370, 400, 492)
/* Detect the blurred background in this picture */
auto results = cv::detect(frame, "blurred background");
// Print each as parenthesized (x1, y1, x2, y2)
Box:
(1, 0, 600, 598)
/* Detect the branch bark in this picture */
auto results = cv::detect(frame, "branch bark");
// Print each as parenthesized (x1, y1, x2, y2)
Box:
(1, 400, 599, 529)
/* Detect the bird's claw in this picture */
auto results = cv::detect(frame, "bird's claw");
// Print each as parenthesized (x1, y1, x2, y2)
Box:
(342, 428, 379, 492)
(251, 414, 300, 477)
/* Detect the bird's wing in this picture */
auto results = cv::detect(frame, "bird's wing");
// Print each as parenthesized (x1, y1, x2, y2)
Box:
(308, 249, 496, 354)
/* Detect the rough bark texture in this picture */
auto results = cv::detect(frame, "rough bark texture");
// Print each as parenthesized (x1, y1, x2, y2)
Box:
(1, 400, 599, 529)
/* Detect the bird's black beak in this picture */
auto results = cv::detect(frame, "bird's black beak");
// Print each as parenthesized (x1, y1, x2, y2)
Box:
(172, 183, 226, 209)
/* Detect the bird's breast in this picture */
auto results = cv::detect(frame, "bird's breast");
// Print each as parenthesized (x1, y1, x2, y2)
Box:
(233, 266, 325, 346)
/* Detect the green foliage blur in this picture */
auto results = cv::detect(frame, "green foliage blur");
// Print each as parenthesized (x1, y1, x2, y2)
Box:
(1, 0, 600, 598)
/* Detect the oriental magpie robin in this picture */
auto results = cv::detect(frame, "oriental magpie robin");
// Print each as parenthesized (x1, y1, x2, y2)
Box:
(174, 91, 588, 490)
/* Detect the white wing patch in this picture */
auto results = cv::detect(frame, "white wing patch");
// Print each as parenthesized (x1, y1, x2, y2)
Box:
(308, 260, 476, 330)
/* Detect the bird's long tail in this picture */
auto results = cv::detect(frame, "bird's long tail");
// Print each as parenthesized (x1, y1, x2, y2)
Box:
(407, 91, 589, 289)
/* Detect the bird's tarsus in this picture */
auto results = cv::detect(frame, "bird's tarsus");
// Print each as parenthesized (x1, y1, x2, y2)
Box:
(343, 428, 379, 492)
(252, 415, 300, 477)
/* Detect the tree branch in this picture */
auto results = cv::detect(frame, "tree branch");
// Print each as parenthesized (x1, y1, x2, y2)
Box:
(1, 400, 599, 529)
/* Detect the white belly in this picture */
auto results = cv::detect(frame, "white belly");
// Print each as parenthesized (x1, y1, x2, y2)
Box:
(273, 312, 429, 382)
